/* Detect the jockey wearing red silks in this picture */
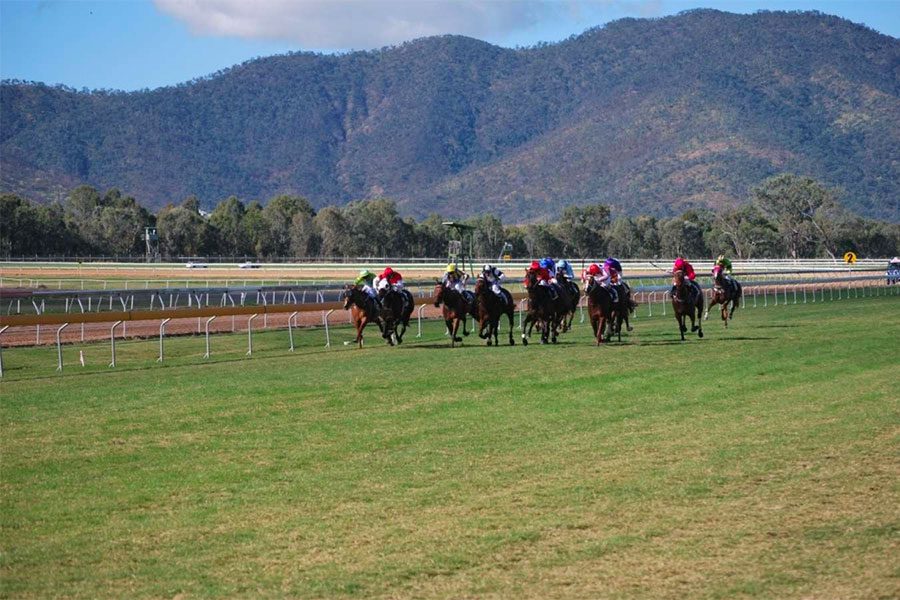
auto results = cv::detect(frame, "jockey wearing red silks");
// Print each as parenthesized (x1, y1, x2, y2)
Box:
(374, 267, 404, 292)
(672, 257, 696, 280)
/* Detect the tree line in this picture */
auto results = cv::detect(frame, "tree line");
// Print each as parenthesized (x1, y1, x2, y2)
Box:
(2, 174, 897, 261)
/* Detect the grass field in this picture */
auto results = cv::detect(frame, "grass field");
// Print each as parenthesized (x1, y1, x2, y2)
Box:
(2, 297, 898, 598)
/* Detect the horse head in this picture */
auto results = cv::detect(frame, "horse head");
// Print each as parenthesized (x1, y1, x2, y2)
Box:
(341, 284, 356, 310)
(433, 282, 444, 307)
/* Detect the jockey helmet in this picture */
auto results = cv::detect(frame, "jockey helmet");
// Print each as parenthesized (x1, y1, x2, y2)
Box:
(358, 269, 373, 278)
(558, 259, 570, 269)
(674, 257, 685, 270)
(446, 263, 457, 273)
(530, 260, 541, 270)
(587, 263, 601, 275)
(539, 258, 552, 270)
(717, 254, 725, 263)
(483, 264, 493, 273)
(383, 267, 394, 275)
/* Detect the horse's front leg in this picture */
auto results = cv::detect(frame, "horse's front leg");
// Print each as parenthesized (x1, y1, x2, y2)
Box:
(451, 318, 462, 346)
(596, 316, 606, 345)
(356, 317, 366, 348)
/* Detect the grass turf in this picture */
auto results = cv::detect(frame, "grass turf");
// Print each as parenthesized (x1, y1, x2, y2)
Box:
(1, 296, 898, 598)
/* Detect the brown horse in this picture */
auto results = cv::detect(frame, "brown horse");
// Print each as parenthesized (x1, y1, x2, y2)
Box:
(521, 270, 566, 345)
(433, 282, 475, 347)
(341, 284, 383, 348)
(473, 277, 515, 346)
(705, 268, 742, 328)
(672, 270, 704, 341)
(586, 282, 615, 345)
(556, 273, 581, 333)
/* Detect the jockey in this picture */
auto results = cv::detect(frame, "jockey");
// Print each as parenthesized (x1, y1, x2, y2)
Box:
(672, 256, 700, 299)
(481, 263, 506, 298)
(712, 254, 734, 288)
(556, 259, 575, 280)
(582, 262, 618, 302)
(604, 257, 624, 284)
(672, 256, 696, 281)
(527, 260, 556, 297)
(442, 263, 468, 293)
(540, 257, 557, 282)
(374, 266, 404, 293)
(355, 269, 377, 299)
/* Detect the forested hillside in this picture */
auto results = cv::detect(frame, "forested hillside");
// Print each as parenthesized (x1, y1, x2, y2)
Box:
(2, 9, 898, 221)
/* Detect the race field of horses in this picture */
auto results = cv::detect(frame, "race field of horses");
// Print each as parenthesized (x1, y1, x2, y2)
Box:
(2, 295, 897, 598)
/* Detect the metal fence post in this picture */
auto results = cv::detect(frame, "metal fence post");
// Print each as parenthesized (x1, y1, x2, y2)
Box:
(56, 323, 70, 372)
(323, 309, 335, 348)
(247, 314, 258, 355)
(204, 316, 216, 358)
(288, 311, 298, 351)
(0, 325, 8, 378)
(158, 318, 171, 363)
(109, 320, 123, 367)
(416, 304, 427, 338)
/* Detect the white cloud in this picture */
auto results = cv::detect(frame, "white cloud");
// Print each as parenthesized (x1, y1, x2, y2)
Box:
(154, 0, 654, 49)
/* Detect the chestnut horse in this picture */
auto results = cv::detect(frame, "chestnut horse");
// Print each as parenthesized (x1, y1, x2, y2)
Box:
(705, 268, 742, 328)
(379, 287, 415, 346)
(473, 277, 515, 346)
(586, 282, 616, 345)
(341, 285, 382, 348)
(433, 282, 476, 347)
(672, 270, 704, 341)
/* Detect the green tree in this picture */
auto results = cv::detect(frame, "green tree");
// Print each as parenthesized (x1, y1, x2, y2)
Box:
(258, 195, 315, 258)
(157, 201, 214, 257)
(554, 204, 611, 257)
(209, 196, 250, 256)
(753, 174, 841, 259)
(706, 205, 781, 259)
(314, 206, 350, 257)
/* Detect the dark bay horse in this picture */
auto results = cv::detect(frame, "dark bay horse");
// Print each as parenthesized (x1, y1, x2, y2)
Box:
(672, 270, 704, 341)
(433, 282, 476, 347)
(379, 287, 415, 346)
(473, 277, 515, 346)
(586, 282, 616, 345)
(705, 268, 742, 328)
(521, 270, 566, 345)
(557, 273, 581, 333)
(341, 285, 383, 348)
(609, 282, 635, 341)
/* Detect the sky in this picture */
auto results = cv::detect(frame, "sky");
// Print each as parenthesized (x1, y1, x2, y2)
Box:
(1, 0, 898, 92)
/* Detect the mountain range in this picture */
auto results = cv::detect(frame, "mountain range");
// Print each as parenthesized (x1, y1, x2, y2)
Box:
(2, 9, 898, 221)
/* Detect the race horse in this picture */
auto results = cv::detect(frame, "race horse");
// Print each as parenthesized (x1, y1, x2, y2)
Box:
(378, 287, 415, 345)
(433, 282, 477, 347)
(586, 281, 616, 345)
(341, 284, 383, 348)
(705, 268, 742, 328)
(521, 270, 566, 345)
(556, 272, 581, 333)
(609, 281, 635, 342)
(671, 270, 704, 341)
(473, 277, 515, 346)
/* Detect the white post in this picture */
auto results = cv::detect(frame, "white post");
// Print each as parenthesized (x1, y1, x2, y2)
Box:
(0, 325, 8, 378)
(323, 309, 335, 347)
(158, 318, 171, 362)
(416, 304, 427, 337)
(288, 311, 298, 351)
(204, 316, 216, 358)
(109, 321, 123, 367)
(56, 323, 70, 372)
(247, 314, 258, 355)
